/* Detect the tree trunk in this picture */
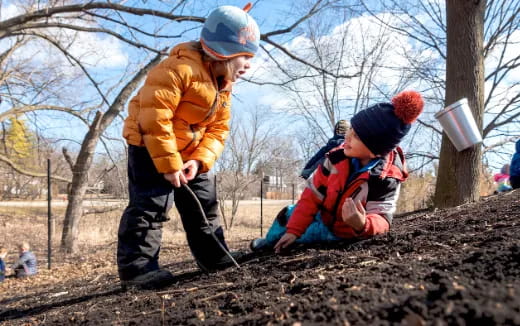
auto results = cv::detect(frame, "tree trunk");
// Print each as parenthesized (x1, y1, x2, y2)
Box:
(61, 112, 103, 253)
(433, 0, 486, 208)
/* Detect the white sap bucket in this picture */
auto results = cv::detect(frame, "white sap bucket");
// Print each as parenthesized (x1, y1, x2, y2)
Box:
(434, 98, 482, 152)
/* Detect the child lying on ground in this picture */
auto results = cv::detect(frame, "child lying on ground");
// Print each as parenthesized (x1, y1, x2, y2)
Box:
(251, 91, 424, 253)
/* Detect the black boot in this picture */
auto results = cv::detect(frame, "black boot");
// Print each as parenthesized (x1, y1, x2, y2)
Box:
(120, 269, 175, 291)
(196, 251, 249, 273)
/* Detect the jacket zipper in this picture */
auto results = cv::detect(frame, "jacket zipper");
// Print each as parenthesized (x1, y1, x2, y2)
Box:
(199, 90, 221, 124)
(180, 64, 228, 153)
(179, 90, 225, 152)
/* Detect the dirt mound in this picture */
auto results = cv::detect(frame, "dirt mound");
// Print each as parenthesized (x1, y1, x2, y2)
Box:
(1, 190, 519, 325)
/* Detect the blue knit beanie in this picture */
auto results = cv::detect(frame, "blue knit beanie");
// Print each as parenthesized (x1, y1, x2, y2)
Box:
(200, 3, 260, 60)
(351, 91, 424, 156)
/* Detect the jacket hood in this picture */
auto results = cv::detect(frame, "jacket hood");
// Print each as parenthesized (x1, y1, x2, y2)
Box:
(370, 147, 408, 182)
(168, 42, 233, 91)
(516, 139, 520, 153)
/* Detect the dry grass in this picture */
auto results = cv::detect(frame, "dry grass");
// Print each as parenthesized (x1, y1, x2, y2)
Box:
(0, 200, 292, 260)
(0, 200, 290, 299)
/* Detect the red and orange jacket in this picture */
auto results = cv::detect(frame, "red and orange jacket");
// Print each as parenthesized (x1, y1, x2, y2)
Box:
(287, 147, 408, 238)
(123, 42, 232, 174)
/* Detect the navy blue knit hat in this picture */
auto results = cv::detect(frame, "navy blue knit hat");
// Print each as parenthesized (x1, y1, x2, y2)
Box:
(200, 3, 260, 60)
(350, 91, 424, 156)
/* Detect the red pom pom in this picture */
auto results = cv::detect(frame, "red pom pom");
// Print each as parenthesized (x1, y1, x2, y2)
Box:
(391, 90, 424, 124)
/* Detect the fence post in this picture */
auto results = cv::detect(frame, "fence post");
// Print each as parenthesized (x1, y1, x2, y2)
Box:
(260, 178, 263, 237)
(47, 159, 52, 269)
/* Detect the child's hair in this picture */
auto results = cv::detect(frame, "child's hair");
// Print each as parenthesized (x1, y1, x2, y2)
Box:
(18, 241, 30, 251)
(0, 247, 7, 257)
(334, 120, 350, 136)
(189, 41, 235, 81)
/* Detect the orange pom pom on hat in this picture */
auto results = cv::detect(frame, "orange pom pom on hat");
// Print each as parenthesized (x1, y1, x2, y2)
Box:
(350, 90, 424, 156)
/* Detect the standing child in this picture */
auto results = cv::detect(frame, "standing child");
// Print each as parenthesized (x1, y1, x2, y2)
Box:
(11, 242, 37, 278)
(510, 139, 520, 189)
(0, 247, 7, 282)
(251, 91, 424, 253)
(118, 4, 260, 289)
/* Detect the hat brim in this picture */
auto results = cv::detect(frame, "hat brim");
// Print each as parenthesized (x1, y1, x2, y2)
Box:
(201, 39, 255, 60)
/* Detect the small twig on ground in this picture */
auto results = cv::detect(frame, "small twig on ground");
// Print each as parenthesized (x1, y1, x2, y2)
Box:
(278, 255, 314, 266)
(156, 282, 233, 296)
(196, 291, 238, 303)
(431, 242, 452, 249)
(129, 309, 163, 319)
(49, 291, 69, 298)
(161, 296, 165, 326)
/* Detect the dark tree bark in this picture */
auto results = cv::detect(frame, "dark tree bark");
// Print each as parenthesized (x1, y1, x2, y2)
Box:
(433, 0, 486, 208)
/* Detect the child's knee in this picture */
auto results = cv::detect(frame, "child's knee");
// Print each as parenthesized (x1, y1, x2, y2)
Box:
(275, 206, 289, 226)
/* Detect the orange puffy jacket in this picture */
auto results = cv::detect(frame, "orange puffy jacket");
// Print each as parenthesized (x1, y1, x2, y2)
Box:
(123, 42, 232, 174)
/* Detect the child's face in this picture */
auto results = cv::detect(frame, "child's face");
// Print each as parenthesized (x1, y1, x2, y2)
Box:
(227, 55, 252, 82)
(343, 128, 376, 163)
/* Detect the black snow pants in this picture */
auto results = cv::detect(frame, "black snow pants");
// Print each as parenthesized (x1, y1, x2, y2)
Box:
(117, 145, 228, 280)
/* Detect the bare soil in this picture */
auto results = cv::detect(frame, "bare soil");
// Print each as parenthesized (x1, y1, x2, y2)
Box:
(0, 190, 519, 325)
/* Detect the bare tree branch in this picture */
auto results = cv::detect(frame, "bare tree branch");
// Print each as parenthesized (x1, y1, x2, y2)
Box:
(85, 11, 193, 39)
(0, 2, 204, 39)
(417, 118, 442, 135)
(62, 147, 75, 170)
(13, 31, 112, 106)
(262, 0, 326, 38)
(9, 23, 165, 54)
(0, 153, 71, 182)
(0, 105, 85, 122)
(261, 37, 360, 79)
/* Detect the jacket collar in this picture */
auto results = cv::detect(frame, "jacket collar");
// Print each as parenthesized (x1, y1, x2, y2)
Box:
(376, 147, 408, 181)
(169, 42, 233, 92)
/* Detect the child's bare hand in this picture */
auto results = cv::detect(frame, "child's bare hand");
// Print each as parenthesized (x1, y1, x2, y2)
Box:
(164, 171, 187, 188)
(341, 198, 366, 232)
(182, 160, 200, 181)
(274, 233, 297, 253)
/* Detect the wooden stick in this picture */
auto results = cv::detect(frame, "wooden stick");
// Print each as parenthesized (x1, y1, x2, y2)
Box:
(156, 282, 233, 296)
